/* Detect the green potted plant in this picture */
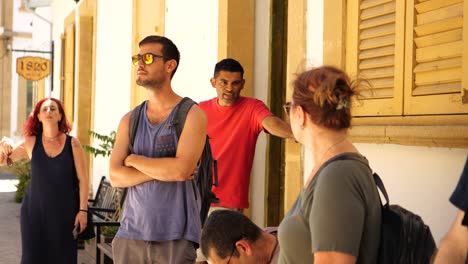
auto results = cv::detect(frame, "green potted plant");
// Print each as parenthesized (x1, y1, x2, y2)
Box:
(8, 159, 32, 203)
(83, 130, 119, 258)
(84, 130, 116, 158)
(100, 225, 119, 243)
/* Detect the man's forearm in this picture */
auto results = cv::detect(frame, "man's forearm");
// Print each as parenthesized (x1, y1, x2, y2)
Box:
(270, 122, 293, 139)
(109, 165, 154, 188)
(126, 154, 193, 182)
(434, 210, 468, 264)
(263, 116, 294, 139)
(434, 238, 467, 264)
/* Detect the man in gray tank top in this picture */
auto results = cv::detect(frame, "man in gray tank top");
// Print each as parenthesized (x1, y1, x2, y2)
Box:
(109, 35, 207, 264)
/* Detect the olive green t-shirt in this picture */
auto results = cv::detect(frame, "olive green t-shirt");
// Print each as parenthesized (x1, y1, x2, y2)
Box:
(278, 153, 381, 264)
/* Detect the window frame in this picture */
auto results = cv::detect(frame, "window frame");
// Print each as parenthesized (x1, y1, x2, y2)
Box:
(324, 0, 468, 148)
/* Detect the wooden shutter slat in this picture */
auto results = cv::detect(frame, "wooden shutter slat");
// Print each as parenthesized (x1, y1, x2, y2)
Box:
(361, 0, 394, 10)
(414, 17, 463, 36)
(360, 23, 395, 40)
(360, 66, 395, 79)
(415, 0, 462, 14)
(414, 67, 461, 86)
(414, 28, 462, 48)
(412, 82, 461, 96)
(359, 55, 394, 69)
(360, 13, 395, 29)
(368, 77, 394, 89)
(416, 3, 463, 26)
(359, 46, 395, 59)
(416, 41, 462, 63)
(360, 34, 395, 50)
(414, 57, 462, 73)
(361, 88, 393, 98)
(361, 2, 396, 20)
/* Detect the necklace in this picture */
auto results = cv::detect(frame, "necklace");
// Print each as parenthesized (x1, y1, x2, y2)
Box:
(307, 137, 347, 186)
(317, 137, 347, 165)
(267, 237, 279, 264)
(43, 133, 60, 142)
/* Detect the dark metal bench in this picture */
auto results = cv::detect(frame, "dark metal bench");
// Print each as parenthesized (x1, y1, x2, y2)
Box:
(88, 176, 126, 264)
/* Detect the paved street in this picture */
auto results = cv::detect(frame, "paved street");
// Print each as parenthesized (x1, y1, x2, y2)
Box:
(0, 171, 21, 264)
(0, 171, 94, 264)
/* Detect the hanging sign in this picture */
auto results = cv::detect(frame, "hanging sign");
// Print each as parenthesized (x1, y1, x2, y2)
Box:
(16, 56, 51, 81)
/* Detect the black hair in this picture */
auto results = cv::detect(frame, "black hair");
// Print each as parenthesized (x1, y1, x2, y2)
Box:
(213, 58, 244, 78)
(139, 35, 180, 78)
(200, 210, 262, 259)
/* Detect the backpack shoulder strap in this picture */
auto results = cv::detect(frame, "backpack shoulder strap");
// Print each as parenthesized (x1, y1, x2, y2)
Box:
(171, 97, 197, 138)
(329, 153, 390, 206)
(372, 173, 390, 206)
(128, 101, 146, 154)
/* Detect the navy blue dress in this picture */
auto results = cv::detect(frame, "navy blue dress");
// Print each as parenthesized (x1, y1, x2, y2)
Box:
(450, 157, 468, 226)
(20, 134, 78, 264)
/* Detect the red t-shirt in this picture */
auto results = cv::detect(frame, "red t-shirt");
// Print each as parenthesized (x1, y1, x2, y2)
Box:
(199, 97, 273, 209)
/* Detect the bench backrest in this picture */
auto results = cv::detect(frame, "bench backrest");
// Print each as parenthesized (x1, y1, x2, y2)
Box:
(91, 176, 127, 221)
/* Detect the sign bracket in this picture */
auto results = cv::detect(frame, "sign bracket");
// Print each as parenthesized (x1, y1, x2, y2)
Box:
(10, 49, 52, 54)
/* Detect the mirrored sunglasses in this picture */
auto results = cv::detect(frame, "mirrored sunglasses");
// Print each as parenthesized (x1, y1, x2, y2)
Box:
(131, 53, 165, 65)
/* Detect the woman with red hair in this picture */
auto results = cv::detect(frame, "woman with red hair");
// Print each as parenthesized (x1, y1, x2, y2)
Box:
(0, 97, 89, 264)
(278, 66, 381, 264)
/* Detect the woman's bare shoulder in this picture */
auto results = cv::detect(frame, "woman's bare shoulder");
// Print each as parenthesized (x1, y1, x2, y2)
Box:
(22, 135, 36, 150)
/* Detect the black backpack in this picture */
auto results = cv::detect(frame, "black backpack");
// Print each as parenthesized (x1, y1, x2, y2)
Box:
(128, 97, 219, 226)
(373, 174, 436, 263)
(335, 154, 436, 264)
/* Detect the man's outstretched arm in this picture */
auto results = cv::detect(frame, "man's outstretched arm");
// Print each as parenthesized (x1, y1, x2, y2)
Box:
(433, 210, 468, 264)
(262, 115, 294, 139)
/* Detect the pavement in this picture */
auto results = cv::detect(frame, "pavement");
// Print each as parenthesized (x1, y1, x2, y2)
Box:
(0, 171, 94, 264)
(0, 171, 21, 264)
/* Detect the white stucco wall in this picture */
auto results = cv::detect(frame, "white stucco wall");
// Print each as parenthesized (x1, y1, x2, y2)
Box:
(356, 144, 467, 244)
(305, 0, 468, 245)
(165, 0, 218, 103)
(32, 6, 52, 98)
(91, 0, 133, 193)
(303, 0, 325, 180)
(251, 0, 271, 227)
(306, 0, 323, 69)
(10, 0, 33, 138)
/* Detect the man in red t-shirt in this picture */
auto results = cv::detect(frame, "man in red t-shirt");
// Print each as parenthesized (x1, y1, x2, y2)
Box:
(199, 58, 293, 210)
(196, 58, 292, 263)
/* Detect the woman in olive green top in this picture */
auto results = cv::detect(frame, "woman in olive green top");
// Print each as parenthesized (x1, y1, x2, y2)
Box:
(279, 66, 381, 264)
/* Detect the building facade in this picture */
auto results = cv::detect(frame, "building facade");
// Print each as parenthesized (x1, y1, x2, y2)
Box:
(21, 0, 468, 244)
(1, 0, 51, 141)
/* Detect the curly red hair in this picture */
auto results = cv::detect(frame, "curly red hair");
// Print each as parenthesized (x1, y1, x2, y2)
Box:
(23, 97, 71, 136)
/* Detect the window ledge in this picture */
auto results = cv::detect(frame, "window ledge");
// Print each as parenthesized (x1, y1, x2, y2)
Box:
(349, 115, 468, 148)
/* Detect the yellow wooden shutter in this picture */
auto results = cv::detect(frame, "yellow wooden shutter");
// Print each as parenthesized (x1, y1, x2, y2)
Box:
(347, 0, 405, 116)
(37, 79, 45, 101)
(63, 23, 75, 125)
(76, 16, 94, 146)
(404, 0, 468, 114)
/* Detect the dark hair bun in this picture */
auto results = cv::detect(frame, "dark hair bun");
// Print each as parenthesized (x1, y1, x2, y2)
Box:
(293, 66, 357, 130)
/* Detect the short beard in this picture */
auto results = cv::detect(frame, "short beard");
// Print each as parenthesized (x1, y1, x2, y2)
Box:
(136, 78, 164, 90)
